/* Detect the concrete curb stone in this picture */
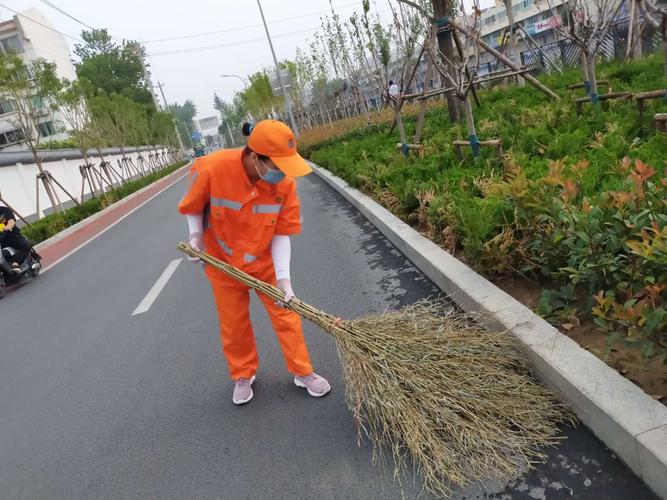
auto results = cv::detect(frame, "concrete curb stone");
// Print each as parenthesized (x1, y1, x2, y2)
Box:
(311, 163, 667, 499)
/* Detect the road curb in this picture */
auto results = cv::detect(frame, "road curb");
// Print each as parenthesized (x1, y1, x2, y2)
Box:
(35, 161, 192, 253)
(312, 163, 667, 499)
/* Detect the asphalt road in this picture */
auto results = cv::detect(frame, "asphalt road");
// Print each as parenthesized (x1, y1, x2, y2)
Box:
(0, 173, 658, 499)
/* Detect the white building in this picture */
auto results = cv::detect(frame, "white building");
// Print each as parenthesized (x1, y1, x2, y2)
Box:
(0, 8, 77, 151)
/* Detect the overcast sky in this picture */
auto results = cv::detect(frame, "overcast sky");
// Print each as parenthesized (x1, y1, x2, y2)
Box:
(1, 0, 487, 119)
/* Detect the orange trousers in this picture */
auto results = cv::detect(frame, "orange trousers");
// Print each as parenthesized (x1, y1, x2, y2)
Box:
(207, 259, 314, 381)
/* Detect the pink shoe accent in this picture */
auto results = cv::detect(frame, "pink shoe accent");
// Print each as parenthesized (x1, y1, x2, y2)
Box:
(233, 375, 256, 405)
(294, 372, 331, 397)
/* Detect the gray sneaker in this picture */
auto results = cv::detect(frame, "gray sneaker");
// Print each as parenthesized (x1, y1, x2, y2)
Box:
(294, 372, 331, 397)
(232, 375, 256, 405)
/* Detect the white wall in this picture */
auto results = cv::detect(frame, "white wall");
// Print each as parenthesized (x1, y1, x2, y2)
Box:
(0, 147, 171, 220)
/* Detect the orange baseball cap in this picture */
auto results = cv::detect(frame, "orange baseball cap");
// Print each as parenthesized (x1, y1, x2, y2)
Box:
(247, 120, 312, 177)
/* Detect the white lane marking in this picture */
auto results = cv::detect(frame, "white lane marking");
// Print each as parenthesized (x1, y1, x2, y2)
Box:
(41, 169, 190, 274)
(132, 259, 182, 316)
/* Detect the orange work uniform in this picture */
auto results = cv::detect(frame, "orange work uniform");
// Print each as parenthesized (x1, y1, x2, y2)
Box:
(178, 149, 313, 380)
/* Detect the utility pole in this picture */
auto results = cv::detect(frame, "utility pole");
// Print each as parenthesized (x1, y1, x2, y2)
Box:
(256, 0, 299, 137)
(155, 81, 169, 109)
(135, 43, 185, 151)
(432, 0, 460, 123)
(155, 80, 185, 151)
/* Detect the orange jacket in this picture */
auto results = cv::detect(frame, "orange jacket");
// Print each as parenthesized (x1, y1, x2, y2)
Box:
(178, 149, 302, 268)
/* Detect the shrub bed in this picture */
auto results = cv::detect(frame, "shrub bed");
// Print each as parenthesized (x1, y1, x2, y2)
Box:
(305, 55, 667, 369)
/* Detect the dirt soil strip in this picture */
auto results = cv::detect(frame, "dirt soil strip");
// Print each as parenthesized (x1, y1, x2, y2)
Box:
(36, 162, 192, 271)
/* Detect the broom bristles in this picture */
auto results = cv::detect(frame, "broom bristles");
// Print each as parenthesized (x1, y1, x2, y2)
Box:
(177, 243, 570, 497)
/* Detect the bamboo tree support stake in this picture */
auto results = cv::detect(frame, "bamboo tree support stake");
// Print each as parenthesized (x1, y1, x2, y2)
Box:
(451, 28, 481, 107)
(450, 20, 560, 100)
(36, 172, 64, 214)
(44, 171, 80, 207)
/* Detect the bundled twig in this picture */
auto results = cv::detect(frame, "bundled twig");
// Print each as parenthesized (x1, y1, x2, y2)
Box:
(177, 243, 570, 497)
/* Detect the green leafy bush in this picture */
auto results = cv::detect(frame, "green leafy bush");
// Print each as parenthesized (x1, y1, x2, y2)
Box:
(306, 54, 667, 362)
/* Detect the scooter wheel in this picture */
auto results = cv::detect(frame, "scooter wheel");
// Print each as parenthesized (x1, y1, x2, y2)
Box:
(0, 279, 6, 299)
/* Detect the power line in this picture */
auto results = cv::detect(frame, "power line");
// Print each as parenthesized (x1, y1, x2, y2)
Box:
(148, 26, 321, 57)
(141, 0, 361, 44)
(35, 0, 126, 41)
(0, 3, 83, 42)
(37, 0, 96, 31)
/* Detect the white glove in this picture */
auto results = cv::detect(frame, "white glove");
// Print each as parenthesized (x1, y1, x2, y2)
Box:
(188, 232, 203, 262)
(276, 278, 295, 303)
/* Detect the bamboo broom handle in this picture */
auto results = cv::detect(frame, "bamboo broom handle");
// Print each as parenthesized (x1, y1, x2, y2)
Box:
(176, 243, 343, 328)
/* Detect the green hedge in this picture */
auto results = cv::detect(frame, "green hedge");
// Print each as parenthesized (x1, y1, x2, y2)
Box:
(23, 160, 188, 245)
(306, 54, 667, 362)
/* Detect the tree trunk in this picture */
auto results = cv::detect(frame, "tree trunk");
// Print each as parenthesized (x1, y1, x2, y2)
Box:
(626, 0, 643, 60)
(394, 101, 410, 157)
(580, 50, 590, 95)
(504, 0, 524, 86)
(432, 0, 460, 122)
(463, 97, 480, 159)
(662, 14, 667, 88)
(30, 146, 59, 213)
(414, 44, 436, 144)
(585, 52, 599, 103)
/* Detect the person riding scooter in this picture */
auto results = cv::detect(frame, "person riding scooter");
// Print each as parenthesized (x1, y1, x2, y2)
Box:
(0, 204, 30, 269)
(0, 204, 41, 298)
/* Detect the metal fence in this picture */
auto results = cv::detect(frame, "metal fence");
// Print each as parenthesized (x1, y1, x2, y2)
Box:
(518, 21, 662, 73)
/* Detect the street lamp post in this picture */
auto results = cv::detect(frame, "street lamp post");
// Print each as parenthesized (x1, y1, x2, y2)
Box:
(256, 0, 299, 137)
(220, 74, 249, 88)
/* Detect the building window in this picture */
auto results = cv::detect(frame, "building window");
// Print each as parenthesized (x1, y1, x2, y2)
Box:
(32, 96, 46, 109)
(1, 35, 24, 54)
(0, 100, 13, 114)
(37, 121, 56, 137)
(0, 127, 25, 145)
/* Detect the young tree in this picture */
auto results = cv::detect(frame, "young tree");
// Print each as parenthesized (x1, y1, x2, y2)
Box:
(213, 93, 244, 147)
(0, 54, 77, 212)
(546, 0, 624, 103)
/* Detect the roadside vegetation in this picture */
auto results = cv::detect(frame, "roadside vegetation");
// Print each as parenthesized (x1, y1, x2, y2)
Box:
(303, 55, 667, 392)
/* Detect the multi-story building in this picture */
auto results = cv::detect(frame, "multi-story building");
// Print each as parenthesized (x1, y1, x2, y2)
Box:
(473, 0, 567, 74)
(0, 8, 77, 151)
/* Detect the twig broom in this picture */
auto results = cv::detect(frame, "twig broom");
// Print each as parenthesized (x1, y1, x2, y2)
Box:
(177, 243, 570, 497)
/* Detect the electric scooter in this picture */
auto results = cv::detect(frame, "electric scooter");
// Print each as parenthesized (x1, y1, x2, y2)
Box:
(0, 241, 41, 299)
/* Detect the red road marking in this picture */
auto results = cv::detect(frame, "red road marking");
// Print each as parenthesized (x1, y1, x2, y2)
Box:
(38, 165, 190, 270)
